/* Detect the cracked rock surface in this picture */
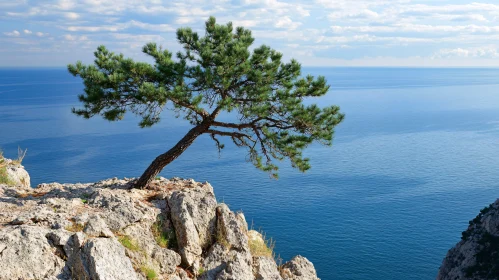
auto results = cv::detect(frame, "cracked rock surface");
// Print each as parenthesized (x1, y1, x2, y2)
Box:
(0, 176, 320, 280)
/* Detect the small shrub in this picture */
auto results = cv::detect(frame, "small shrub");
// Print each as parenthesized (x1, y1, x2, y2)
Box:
(65, 221, 85, 232)
(81, 198, 88, 204)
(248, 231, 274, 258)
(140, 265, 158, 280)
(118, 235, 140, 251)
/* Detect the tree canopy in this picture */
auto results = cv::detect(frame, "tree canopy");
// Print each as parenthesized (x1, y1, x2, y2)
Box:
(68, 16, 344, 188)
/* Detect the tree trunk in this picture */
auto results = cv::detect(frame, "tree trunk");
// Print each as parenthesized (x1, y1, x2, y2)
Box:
(134, 122, 209, 189)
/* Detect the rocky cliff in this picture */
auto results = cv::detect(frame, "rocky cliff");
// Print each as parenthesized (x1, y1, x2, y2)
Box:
(0, 167, 319, 279)
(437, 200, 499, 280)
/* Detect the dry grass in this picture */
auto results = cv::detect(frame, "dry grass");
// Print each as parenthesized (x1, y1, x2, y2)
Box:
(65, 221, 85, 232)
(216, 228, 231, 249)
(0, 147, 27, 186)
(248, 231, 275, 258)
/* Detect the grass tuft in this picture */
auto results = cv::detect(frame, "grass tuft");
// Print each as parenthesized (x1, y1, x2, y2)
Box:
(151, 220, 177, 249)
(140, 265, 158, 280)
(216, 228, 231, 249)
(248, 230, 275, 258)
(118, 235, 140, 251)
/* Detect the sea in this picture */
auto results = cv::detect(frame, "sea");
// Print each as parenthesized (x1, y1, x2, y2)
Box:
(2, 67, 499, 279)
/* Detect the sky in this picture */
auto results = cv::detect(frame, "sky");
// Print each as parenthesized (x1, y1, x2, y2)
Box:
(3, 0, 499, 67)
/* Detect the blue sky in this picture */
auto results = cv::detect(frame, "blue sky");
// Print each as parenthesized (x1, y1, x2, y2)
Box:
(2, 0, 499, 67)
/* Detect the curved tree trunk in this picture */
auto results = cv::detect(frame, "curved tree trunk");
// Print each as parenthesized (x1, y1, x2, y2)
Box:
(135, 122, 209, 189)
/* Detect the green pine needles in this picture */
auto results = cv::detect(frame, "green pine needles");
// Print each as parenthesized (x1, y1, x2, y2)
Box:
(68, 16, 344, 188)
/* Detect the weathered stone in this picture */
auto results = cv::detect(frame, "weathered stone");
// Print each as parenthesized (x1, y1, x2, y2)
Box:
(168, 182, 217, 267)
(216, 203, 249, 251)
(0, 226, 65, 279)
(152, 247, 182, 274)
(69, 237, 139, 280)
(0, 177, 319, 280)
(83, 214, 114, 238)
(254, 256, 283, 280)
(4, 159, 31, 188)
(280, 256, 320, 280)
(90, 188, 148, 230)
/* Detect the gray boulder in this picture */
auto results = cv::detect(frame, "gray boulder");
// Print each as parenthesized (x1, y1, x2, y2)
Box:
(68, 237, 140, 280)
(280, 256, 320, 280)
(168, 182, 217, 267)
(253, 256, 283, 280)
(0, 226, 65, 279)
(1, 157, 31, 188)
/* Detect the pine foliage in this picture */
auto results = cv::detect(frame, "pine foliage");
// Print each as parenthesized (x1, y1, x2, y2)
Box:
(68, 17, 344, 178)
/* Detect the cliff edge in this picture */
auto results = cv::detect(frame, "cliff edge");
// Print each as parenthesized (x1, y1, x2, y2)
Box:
(0, 175, 319, 280)
(437, 200, 499, 280)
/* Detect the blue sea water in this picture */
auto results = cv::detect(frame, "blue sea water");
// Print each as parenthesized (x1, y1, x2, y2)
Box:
(2, 67, 499, 279)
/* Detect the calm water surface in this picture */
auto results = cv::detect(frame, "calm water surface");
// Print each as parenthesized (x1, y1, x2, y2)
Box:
(2, 67, 499, 279)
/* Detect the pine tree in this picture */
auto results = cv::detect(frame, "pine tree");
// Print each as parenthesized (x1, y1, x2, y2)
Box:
(68, 17, 345, 189)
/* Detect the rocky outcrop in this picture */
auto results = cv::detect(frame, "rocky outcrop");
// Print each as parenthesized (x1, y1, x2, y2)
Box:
(0, 177, 320, 280)
(437, 200, 499, 280)
(0, 157, 30, 188)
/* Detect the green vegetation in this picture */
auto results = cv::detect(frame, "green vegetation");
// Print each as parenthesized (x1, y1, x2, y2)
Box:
(151, 220, 177, 249)
(462, 204, 494, 241)
(465, 232, 499, 278)
(68, 16, 344, 189)
(118, 235, 140, 251)
(198, 267, 205, 276)
(140, 265, 158, 280)
(249, 231, 275, 258)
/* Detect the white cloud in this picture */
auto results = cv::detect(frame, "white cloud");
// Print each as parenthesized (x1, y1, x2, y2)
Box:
(433, 46, 499, 58)
(23, 29, 32, 34)
(66, 20, 174, 32)
(275, 16, 301, 30)
(36, 32, 47, 37)
(4, 30, 20, 37)
(64, 12, 80, 20)
(64, 34, 88, 41)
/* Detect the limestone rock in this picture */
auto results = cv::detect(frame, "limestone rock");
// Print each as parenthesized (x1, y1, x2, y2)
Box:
(280, 256, 320, 280)
(0, 226, 65, 279)
(0, 177, 320, 280)
(69, 237, 140, 280)
(253, 256, 283, 280)
(83, 214, 114, 238)
(168, 182, 217, 267)
(1, 157, 31, 188)
(152, 247, 182, 274)
(216, 203, 249, 251)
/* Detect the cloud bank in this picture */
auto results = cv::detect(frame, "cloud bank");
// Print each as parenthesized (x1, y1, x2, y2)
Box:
(2, 0, 499, 66)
